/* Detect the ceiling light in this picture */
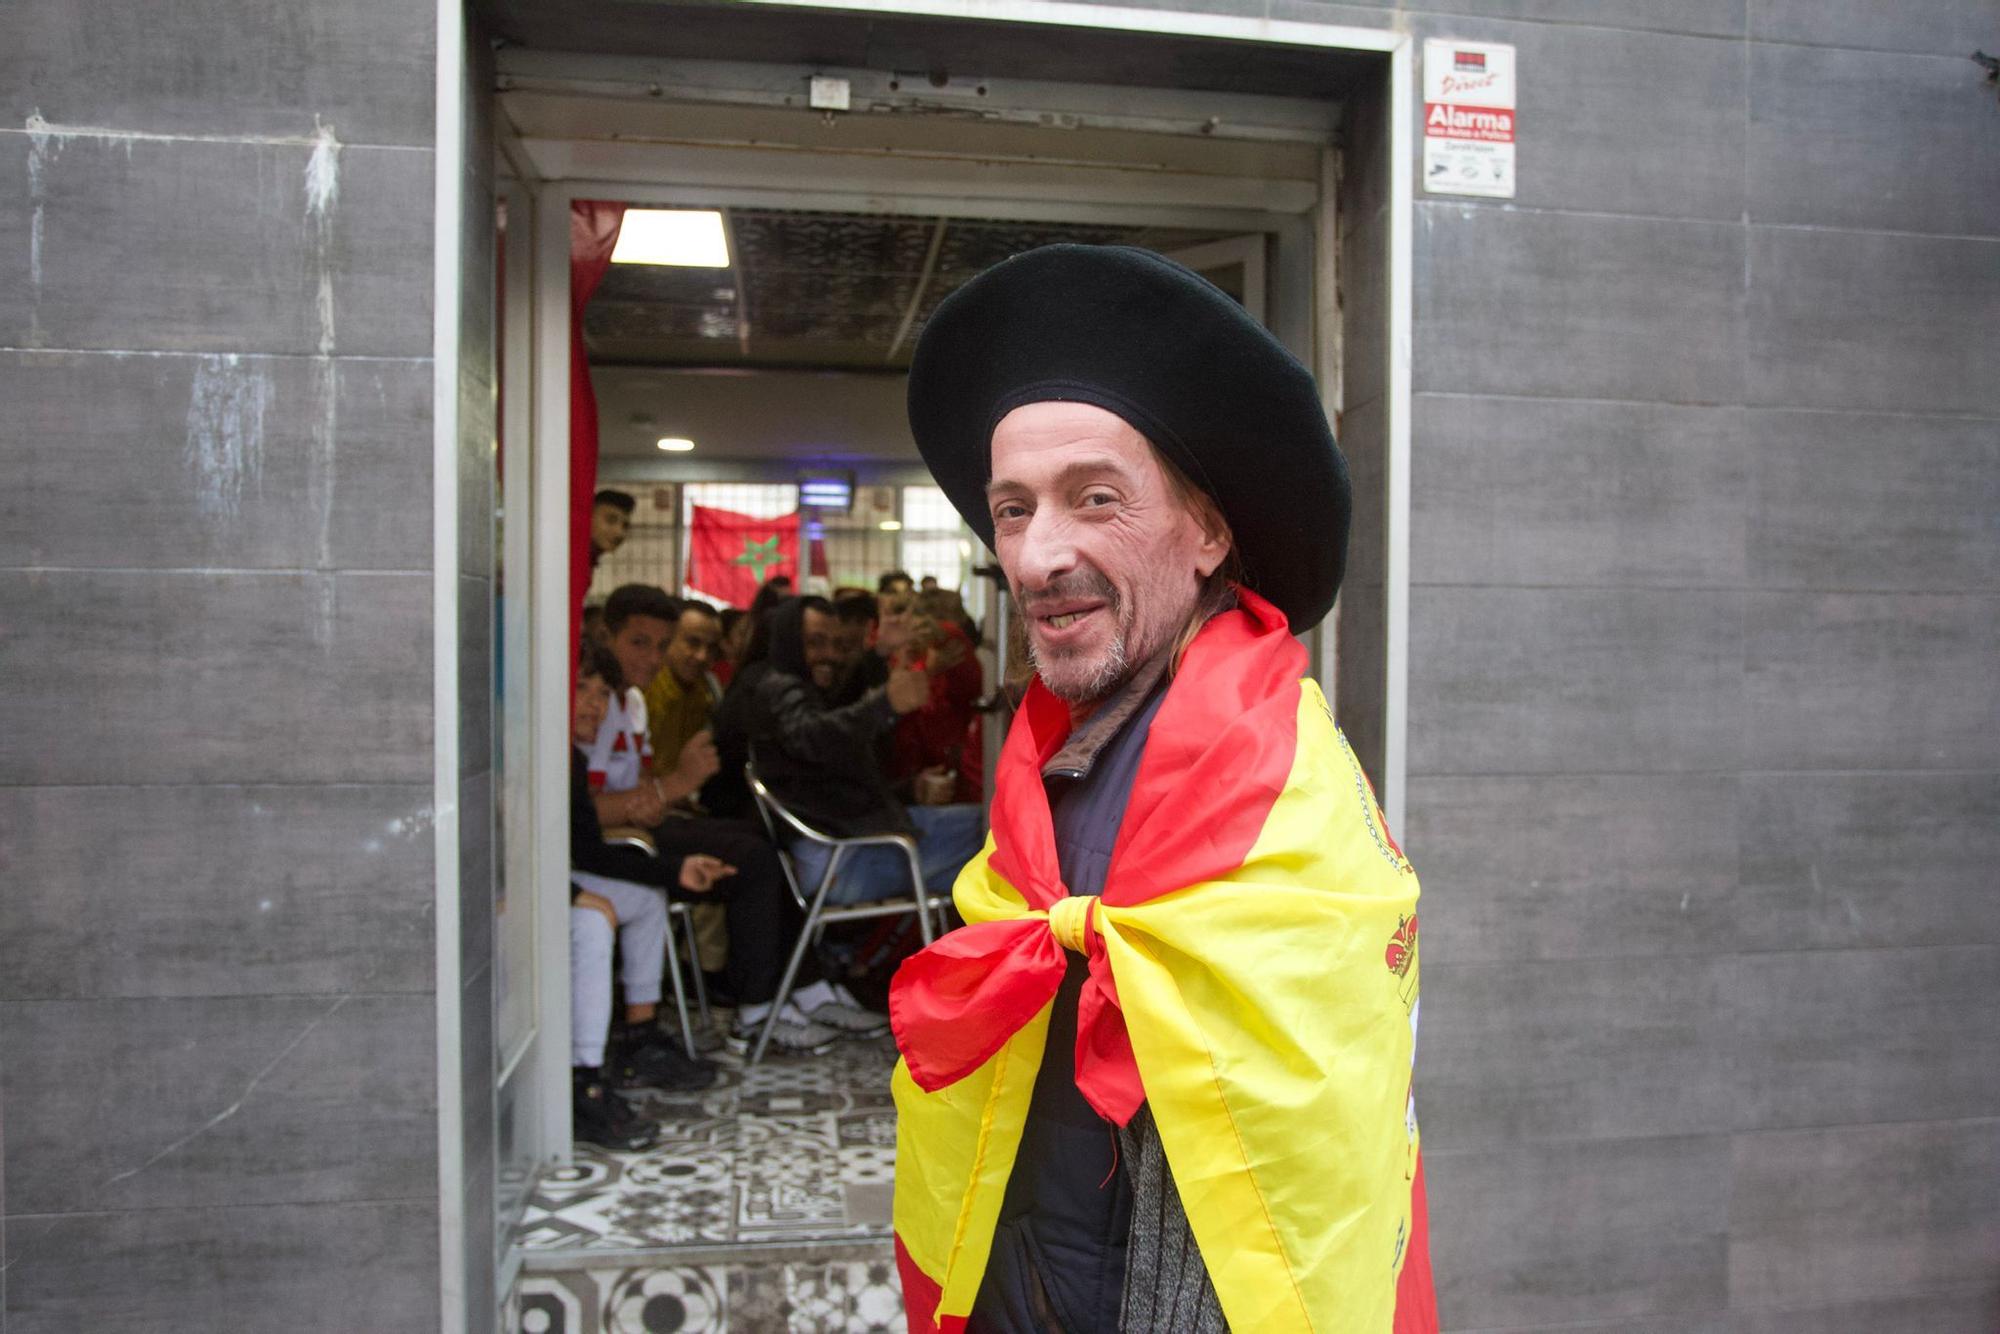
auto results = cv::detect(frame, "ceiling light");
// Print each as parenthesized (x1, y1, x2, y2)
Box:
(879, 520, 904, 532)
(656, 437, 695, 452)
(612, 210, 730, 267)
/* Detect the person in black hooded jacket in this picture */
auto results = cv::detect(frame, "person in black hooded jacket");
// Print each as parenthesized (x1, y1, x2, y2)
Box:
(736, 596, 985, 906)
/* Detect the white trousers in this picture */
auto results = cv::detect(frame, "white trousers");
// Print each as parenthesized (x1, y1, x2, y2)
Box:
(568, 877, 669, 1067)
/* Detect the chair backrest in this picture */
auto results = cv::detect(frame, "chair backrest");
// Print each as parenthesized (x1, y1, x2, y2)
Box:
(743, 760, 841, 848)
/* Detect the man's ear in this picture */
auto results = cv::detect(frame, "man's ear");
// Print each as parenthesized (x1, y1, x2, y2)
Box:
(1192, 512, 1232, 579)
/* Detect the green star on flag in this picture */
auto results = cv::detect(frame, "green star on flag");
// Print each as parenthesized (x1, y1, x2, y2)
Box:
(686, 504, 799, 608)
(732, 535, 784, 581)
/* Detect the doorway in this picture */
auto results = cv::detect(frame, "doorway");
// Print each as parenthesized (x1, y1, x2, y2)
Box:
(474, 3, 1411, 1317)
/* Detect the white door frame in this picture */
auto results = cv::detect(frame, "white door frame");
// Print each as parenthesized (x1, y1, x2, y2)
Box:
(521, 3, 1414, 1163)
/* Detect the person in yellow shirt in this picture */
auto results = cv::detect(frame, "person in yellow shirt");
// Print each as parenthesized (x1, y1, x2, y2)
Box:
(645, 599, 724, 767)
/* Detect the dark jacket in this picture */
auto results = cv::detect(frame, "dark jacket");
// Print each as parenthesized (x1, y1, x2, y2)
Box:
(973, 667, 1171, 1334)
(743, 597, 913, 838)
(570, 746, 681, 891)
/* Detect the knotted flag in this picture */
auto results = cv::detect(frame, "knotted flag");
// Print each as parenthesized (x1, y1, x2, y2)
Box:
(889, 589, 1436, 1332)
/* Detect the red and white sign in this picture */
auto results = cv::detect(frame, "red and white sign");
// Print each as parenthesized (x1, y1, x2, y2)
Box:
(1423, 40, 1516, 198)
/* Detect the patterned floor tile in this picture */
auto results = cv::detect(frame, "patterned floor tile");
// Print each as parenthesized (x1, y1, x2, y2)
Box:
(519, 1031, 901, 1255)
(515, 1253, 904, 1333)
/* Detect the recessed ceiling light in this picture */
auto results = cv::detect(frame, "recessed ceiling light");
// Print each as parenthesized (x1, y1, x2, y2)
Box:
(878, 519, 903, 532)
(612, 210, 730, 267)
(656, 437, 695, 452)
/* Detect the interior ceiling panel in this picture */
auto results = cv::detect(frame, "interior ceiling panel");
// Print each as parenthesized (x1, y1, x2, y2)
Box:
(584, 208, 1233, 371)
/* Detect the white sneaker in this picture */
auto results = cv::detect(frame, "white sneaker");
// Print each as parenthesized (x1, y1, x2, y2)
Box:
(803, 996, 890, 1039)
(728, 1005, 840, 1056)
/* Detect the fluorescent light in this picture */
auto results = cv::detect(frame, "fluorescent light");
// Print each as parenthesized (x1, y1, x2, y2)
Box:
(879, 520, 904, 532)
(612, 210, 730, 267)
(656, 437, 695, 452)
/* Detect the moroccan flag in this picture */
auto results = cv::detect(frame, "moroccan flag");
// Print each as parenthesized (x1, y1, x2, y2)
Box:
(888, 588, 1437, 1333)
(685, 505, 799, 608)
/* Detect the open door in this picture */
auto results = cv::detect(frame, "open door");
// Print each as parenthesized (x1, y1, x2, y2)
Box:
(1161, 234, 1268, 324)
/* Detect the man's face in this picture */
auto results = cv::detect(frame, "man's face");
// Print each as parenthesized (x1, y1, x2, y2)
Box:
(883, 576, 913, 597)
(590, 503, 630, 556)
(800, 607, 844, 691)
(573, 673, 612, 745)
(986, 401, 1226, 704)
(830, 618, 869, 670)
(609, 614, 672, 695)
(663, 610, 721, 689)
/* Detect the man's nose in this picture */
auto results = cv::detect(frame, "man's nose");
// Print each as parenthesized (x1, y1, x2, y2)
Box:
(1010, 511, 1078, 590)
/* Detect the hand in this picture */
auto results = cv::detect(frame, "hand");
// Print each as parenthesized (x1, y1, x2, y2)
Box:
(914, 766, 956, 806)
(574, 890, 618, 931)
(669, 729, 721, 790)
(875, 607, 914, 658)
(886, 662, 930, 716)
(678, 855, 736, 894)
(623, 783, 670, 827)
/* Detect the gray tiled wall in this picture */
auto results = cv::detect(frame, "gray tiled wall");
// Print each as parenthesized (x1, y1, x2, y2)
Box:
(1151, 1, 2000, 1329)
(0, 1, 444, 1329)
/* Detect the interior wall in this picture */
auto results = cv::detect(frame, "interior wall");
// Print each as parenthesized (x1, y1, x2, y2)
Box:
(0, 2, 443, 1329)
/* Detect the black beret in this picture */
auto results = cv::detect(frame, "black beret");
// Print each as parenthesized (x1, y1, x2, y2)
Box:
(906, 244, 1350, 632)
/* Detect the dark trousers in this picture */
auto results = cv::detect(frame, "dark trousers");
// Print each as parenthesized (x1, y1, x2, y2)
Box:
(650, 816, 805, 1007)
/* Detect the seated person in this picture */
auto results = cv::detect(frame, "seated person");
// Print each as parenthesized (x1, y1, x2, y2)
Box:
(825, 590, 888, 708)
(569, 648, 721, 1147)
(591, 594, 882, 1050)
(640, 597, 730, 993)
(643, 597, 725, 782)
(890, 600, 985, 806)
(743, 596, 984, 906)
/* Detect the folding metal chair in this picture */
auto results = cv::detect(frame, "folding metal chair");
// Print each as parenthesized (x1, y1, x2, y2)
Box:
(601, 827, 712, 1059)
(745, 763, 954, 1065)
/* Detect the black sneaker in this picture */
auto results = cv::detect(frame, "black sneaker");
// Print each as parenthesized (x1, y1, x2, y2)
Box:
(573, 1067, 660, 1152)
(701, 970, 739, 1009)
(612, 1025, 718, 1093)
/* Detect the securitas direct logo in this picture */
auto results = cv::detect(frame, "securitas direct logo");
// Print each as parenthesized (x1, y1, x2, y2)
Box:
(1453, 50, 1486, 72)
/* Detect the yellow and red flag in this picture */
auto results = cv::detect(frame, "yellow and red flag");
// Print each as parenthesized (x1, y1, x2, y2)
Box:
(889, 589, 1436, 1333)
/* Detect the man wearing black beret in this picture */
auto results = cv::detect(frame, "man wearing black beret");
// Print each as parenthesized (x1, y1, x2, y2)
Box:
(887, 246, 1438, 1333)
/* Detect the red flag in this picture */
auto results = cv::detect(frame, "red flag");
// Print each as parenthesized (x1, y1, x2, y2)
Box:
(686, 506, 800, 608)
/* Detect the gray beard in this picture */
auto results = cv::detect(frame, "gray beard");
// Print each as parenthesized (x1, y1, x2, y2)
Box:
(1028, 626, 1132, 705)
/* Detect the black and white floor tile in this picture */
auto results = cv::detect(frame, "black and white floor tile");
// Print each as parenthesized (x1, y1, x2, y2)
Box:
(518, 1033, 902, 1255)
(517, 1255, 902, 1334)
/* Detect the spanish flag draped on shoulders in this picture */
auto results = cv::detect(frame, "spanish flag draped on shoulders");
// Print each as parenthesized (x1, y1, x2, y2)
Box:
(888, 585, 1436, 1333)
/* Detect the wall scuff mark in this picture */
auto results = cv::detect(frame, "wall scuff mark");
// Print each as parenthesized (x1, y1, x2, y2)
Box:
(24, 111, 63, 343)
(184, 354, 271, 521)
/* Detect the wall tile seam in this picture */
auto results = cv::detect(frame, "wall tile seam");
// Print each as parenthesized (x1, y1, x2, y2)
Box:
(0, 1196, 447, 1224)
(0, 989, 442, 1005)
(1402, 766, 2000, 780)
(0, 126, 434, 155)
(1416, 943, 2000, 968)
(0, 780, 435, 792)
(1340, 7, 1746, 42)
(1404, 583, 2000, 596)
(0, 349, 432, 365)
(1408, 1115, 2000, 1160)
(0, 1185, 449, 1224)
(1410, 390, 2000, 423)
(1717, 1285, 2000, 1324)
(1426, 943, 2000, 966)
(1417, 199, 2000, 245)
(1728, 1112, 2000, 1141)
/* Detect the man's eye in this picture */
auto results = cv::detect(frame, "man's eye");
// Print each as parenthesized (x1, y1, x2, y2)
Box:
(993, 503, 1028, 522)
(1082, 492, 1117, 507)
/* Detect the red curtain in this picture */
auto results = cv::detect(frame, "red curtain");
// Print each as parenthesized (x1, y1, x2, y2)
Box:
(570, 201, 626, 658)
